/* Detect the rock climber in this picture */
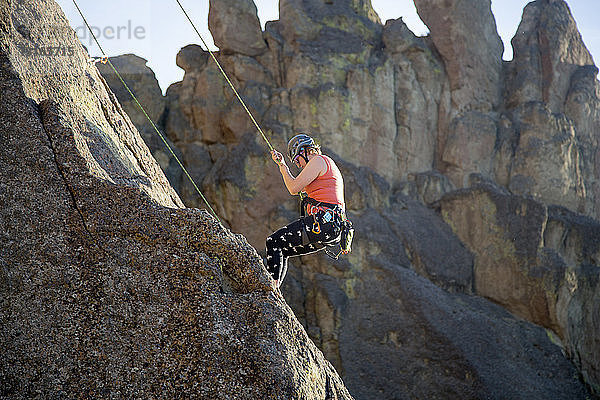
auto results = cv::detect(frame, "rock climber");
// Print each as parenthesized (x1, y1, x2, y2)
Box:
(267, 133, 346, 288)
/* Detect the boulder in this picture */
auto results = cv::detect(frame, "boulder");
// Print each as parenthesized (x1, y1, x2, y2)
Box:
(175, 43, 209, 72)
(208, 0, 267, 56)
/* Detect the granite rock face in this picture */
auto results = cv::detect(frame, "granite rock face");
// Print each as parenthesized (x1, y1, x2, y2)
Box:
(89, 0, 600, 397)
(96, 54, 183, 190)
(0, 0, 353, 398)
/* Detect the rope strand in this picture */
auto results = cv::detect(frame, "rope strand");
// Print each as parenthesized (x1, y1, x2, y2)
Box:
(174, 0, 274, 152)
(71, 0, 222, 224)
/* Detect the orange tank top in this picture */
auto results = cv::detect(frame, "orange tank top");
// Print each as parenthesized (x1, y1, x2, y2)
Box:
(304, 155, 345, 211)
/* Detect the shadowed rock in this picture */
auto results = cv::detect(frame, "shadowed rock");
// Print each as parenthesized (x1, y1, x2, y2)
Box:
(283, 242, 590, 400)
(440, 182, 600, 394)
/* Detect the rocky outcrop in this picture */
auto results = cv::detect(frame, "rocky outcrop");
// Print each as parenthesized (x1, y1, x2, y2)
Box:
(414, 0, 503, 113)
(506, 0, 594, 112)
(96, 0, 600, 397)
(279, 0, 381, 46)
(209, 0, 267, 56)
(440, 182, 600, 394)
(0, 0, 353, 398)
(100, 0, 600, 218)
(500, 0, 597, 218)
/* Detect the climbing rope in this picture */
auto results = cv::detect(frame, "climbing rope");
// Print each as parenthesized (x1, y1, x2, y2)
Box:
(174, 0, 274, 152)
(71, 0, 222, 224)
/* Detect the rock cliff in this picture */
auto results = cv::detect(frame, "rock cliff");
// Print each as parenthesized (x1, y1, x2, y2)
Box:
(0, 0, 352, 398)
(5, 0, 600, 398)
(104, 0, 598, 396)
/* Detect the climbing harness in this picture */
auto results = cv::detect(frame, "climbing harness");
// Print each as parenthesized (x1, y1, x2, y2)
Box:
(300, 196, 354, 260)
(71, 0, 221, 224)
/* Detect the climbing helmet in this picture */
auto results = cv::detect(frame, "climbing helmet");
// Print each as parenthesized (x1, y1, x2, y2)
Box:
(287, 133, 315, 162)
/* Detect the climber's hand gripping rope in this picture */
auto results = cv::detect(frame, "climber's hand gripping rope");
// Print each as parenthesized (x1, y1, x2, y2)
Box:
(271, 150, 285, 167)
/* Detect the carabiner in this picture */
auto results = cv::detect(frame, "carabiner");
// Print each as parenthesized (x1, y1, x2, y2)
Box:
(311, 215, 321, 234)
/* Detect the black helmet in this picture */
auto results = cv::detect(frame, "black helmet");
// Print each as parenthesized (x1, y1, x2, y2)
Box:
(287, 133, 315, 161)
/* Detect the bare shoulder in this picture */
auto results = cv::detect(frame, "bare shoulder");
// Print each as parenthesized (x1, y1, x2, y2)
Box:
(308, 155, 328, 175)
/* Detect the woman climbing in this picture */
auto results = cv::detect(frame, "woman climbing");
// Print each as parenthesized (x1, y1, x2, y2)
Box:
(267, 133, 346, 288)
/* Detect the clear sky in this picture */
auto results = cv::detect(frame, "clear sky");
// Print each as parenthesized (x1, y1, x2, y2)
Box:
(55, 0, 599, 94)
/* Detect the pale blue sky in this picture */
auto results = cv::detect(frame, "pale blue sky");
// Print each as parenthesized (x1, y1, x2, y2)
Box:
(55, 0, 599, 93)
